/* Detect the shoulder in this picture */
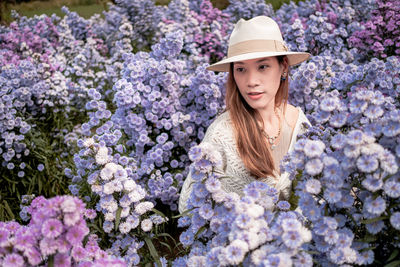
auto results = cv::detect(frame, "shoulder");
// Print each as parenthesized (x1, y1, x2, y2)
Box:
(203, 111, 235, 143)
(283, 104, 300, 128)
(206, 111, 232, 132)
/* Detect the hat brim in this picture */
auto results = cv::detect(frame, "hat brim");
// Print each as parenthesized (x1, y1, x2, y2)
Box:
(206, 51, 311, 72)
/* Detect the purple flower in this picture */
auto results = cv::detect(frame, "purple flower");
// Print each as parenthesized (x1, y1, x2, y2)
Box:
(180, 230, 194, 247)
(356, 154, 379, 173)
(282, 230, 303, 249)
(364, 196, 386, 215)
(226, 239, 248, 265)
(199, 203, 214, 220)
(324, 189, 342, 203)
(366, 220, 384, 234)
(390, 212, 400, 230)
(384, 178, 400, 198)
(304, 140, 325, 158)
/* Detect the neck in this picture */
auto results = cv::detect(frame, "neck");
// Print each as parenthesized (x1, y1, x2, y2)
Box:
(259, 103, 277, 125)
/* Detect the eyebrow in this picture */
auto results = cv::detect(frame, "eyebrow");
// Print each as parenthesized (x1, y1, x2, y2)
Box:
(234, 58, 272, 65)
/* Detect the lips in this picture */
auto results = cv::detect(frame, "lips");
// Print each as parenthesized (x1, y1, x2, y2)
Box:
(247, 92, 264, 100)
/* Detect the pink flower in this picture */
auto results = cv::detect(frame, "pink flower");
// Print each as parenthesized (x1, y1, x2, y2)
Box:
(42, 218, 63, 239)
(71, 245, 88, 261)
(61, 196, 78, 213)
(54, 253, 71, 267)
(14, 230, 35, 251)
(2, 253, 24, 267)
(66, 225, 86, 246)
(23, 247, 42, 265)
(64, 211, 81, 226)
(57, 235, 72, 253)
(84, 209, 97, 220)
(0, 228, 9, 246)
(39, 237, 58, 256)
(5, 221, 20, 234)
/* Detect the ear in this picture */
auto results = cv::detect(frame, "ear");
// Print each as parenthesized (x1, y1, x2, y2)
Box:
(281, 56, 289, 73)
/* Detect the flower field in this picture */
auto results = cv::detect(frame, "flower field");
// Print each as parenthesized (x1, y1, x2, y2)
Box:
(1, 0, 400, 266)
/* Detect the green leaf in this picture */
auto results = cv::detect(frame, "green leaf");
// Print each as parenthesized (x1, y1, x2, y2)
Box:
(144, 236, 162, 267)
(360, 216, 388, 224)
(356, 235, 377, 243)
(387, 250, 400, 263)
(151, 208, 168, 219)
(3, 201, 15, 220)
(172, 208, 194, 219)
(159, 241, 172, 252)
(194, 225, 206, 238)
(114, 207, 122, 232)
(384, 260, 400, 267)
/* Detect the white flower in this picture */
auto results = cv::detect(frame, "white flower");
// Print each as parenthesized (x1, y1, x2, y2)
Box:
(95, 146, 109, 165)
(247, 231, 261, 250)
(258, 196, 274, 211)
(135, 201, 155, 215)
(104, 212, 115, 221)
(276, 253, 293, 267)
(300, 226, 312, 242)
(105, 200, 118, 213)
(246, 204, 264, 218)
(83, 138, 95, 147)
(305, 158, 324, 176)
(141, 218, 153, 232)
(342, 247, 357, 263)
(305, 179, 321, 194)
(91, 184, 102, 194)
(212, 191, 227, 203)
(100, 162, 119, 180)
(343, 145, 361, 158)
(103, 182, 115, 195)
(361, 143, 384, 156)
(124, 180, 137, 192)
(251, 248, 265, 265)
(121, 207, 130, 218)
(128, 187, 146, 202)
(119, 222, 132, 234)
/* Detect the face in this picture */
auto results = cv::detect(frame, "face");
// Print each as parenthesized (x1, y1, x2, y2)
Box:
(233, 57, 286, 112)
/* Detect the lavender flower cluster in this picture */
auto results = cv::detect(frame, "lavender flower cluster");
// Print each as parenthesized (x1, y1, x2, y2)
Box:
(174, 144, 312, 266)
(72, 133, 169, 265)
(2, 0, 400, 265)
(0, 195, 125, 266)
(349, 0, 400, 60)
(157, 0, 231, 64)
(276, 0, 376, 62)
(281, 83, 400, 264)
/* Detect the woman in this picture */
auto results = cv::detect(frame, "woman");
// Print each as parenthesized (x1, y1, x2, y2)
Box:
(179, 16, 311, 213)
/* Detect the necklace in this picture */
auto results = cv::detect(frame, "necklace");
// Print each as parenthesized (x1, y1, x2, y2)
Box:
(262, 109, 281, 150)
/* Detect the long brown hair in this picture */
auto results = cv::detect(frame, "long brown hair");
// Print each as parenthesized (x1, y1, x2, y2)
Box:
(226, 56, 289, 179)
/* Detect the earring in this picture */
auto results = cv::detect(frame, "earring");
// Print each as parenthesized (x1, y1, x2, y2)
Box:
(281, 72, 287, 81)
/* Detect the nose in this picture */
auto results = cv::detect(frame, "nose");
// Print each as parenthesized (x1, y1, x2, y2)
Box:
(246, 70, 260, 88)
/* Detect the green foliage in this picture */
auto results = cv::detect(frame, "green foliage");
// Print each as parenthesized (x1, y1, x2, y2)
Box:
(0, 109, 86, 222)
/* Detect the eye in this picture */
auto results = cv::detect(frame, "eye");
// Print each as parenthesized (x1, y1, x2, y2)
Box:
(259, 64, 269, 70)
(235, 67, 245, 73)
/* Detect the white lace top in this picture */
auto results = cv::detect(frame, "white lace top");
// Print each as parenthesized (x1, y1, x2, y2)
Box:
(178, 107, 310, 213)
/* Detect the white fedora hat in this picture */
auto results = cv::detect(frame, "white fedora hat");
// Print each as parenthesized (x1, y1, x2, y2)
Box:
(207, 16, 310, 72)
